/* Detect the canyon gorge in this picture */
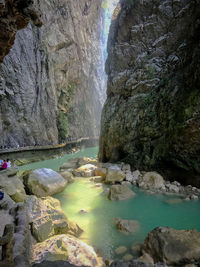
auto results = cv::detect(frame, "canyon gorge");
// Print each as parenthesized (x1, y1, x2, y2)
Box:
(0, 0, 200, 267)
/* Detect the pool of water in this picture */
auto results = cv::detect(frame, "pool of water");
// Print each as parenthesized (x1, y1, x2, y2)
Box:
(55, 178, 200, 259)
(20, 146, 200, 260)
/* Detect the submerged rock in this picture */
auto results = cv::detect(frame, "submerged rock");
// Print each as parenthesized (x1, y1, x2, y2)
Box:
(115, 246, 127, 255)
(115, 218, 140, 234)
(142, 227, 200, 265)
(25, 196, 82, 242)
(164, 198, 182, 205)
(23, 168, 67, 197)
(32, 234, 104, 267)
(109, 185, 136, 201)
(122, 254, 134, 261)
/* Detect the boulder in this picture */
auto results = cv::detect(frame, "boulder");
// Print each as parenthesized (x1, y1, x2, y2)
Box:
(32, 234, 104, 267)
(105, 166, 126, 184)
(23, 168, 67, 197)
(165, 183, 179, 193)
(73, 164, 97, 177)
(142, 227, 200, 265)
(115, 246, 127, 255)
(122, 254, 134, 261)
(125, 170, 140, 183)
(109, 185, 136, 201)
(137, 172, 165, 190)
(94, 167, 107, 178)
(131, 243, 142, 256)
(0, 172, 27, 202)
(59, 171, 75, 183)
(115, 218, 140, 234)
(25, 196, 82, 242)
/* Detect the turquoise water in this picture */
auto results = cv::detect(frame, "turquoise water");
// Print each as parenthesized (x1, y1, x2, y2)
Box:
(19, 146, 98, 171)
(20, 147, 200, 260)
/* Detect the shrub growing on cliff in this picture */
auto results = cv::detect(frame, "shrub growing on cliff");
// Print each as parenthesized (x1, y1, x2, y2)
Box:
(56, 111, 69, 143)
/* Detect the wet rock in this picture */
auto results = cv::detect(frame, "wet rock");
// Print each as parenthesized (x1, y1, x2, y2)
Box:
(137, 172, 164, 190)
(32, 234, 104, 267)
(106, 166, 126, 184)
(122, 254, 134, 261)
(25, 196, 82, 242)
(142, 227, 200, 265)
(115, 246, 127, 255)
(73, 164, 97, 177)
(109, 185, 136, 201)
(115, 218, 140, 234)
(23, 168, 67, 197)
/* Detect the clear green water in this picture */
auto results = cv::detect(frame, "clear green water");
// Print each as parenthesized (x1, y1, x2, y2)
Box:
(20, 147, 200, 259)
(19, 146, 99, 171)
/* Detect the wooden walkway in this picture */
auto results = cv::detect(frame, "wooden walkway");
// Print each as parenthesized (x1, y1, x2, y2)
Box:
(0, 137, 98, 155)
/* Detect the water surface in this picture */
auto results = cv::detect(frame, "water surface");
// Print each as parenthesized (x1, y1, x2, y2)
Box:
(20, 146, 200, 259)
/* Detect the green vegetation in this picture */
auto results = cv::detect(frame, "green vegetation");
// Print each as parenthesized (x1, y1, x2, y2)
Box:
(56, 110, 69, 143)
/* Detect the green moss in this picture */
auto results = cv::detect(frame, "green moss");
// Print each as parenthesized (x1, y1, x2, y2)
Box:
(56, 111, 69, 142)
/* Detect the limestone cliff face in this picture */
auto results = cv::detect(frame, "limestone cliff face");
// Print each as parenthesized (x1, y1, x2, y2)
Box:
(0, 0, 42, 62)
(99, 0, 200, 185)
(0, 0, 105, 146)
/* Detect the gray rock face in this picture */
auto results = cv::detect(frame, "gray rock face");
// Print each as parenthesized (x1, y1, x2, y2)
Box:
(99, 0, 200, 186)
(0, 0, 106, 146)
(0, 0, 42, 62)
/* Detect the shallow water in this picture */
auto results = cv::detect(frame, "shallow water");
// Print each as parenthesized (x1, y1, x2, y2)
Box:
(55, 178, 200, 259)
(20, 147, 200, 260)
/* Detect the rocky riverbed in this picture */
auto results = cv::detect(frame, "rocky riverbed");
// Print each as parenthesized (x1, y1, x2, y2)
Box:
(1, 156, 199, 266)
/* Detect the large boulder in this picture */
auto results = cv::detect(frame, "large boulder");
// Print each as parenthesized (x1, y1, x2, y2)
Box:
(0, 172, 27, 202)
(105, 165, 126, 184)
(32, 234, 105, 267)
(109, 185, 136, 201)
(142, 227, 200, 265)
(115, 218, 140, 234)
(23, 168, 67, 197)
(137, 172, 165, 190)
(59, 171, 75, 183)
(73, 164, 97, 177)
(25, 196, 82, 242)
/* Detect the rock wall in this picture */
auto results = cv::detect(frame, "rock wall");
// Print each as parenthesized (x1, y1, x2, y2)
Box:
(99, 0, 200, 185)
(0, 0, 106, 146)
(0, 0, 42, 62)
